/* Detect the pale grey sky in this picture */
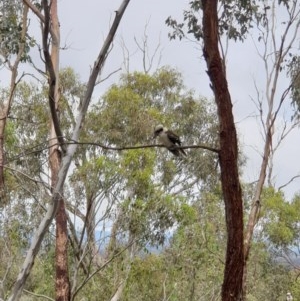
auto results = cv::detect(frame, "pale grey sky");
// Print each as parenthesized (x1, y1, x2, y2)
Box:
(3, 0, 300, 199)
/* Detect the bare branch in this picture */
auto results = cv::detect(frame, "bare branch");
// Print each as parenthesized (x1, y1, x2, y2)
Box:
(23, 290, 54, 301)
(72, 240, 134, 300)
(120, 36, 132, 73)
(5, 166, 51, 189)
(22, 0, 45, 23)
(278, 175, 300, 191)
(95, 67, 122, 85)
(133, 20, 162, 73)
(244, 2, 300, 290)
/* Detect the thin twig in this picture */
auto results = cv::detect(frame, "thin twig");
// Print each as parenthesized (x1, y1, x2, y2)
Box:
(4, 166, 51, 189)
(95, 68, 122, 85)
(278, 175, 300, 191)
(23, 290, 54, 301)
(72, 240, 135, 300)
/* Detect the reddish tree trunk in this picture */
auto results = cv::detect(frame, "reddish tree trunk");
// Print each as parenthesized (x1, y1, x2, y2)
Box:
(56, 197, 70, 301)
(45, 0, 70, 300)
(50, 146, 70, 301)
(201, 1, 244, 300)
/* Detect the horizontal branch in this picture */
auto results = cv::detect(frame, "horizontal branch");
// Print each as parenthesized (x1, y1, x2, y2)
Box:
(7, 139, 220, 163)
(69, 140, 220, 153)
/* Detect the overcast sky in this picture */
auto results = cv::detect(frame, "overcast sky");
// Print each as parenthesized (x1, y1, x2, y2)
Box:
(5, 0, 300, 200)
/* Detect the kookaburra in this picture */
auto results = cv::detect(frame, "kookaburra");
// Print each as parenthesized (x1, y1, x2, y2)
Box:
(153, 124, 187, 157)
(286, 292, 293, 301)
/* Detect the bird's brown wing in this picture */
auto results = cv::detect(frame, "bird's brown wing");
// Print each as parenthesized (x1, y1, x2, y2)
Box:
(166, 130, 187, 156)
(166, 130, 181, 145)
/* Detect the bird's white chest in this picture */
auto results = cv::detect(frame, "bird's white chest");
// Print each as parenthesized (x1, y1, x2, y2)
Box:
(158, 132, 173, 148)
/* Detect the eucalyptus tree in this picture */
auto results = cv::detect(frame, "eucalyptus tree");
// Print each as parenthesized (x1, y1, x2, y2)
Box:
(161, 190, 226, 301)
(259, 189, 300, 257)
(0, 0, 34, 201)
(2, 61, 219, 300)
(7, 0, 131, 300)
(68, 67, 219, 300)
(166, 1, 300, 299)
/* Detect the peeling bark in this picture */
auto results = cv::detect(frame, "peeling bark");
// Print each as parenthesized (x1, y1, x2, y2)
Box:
(45, 0, 71, 299)
(56, 197, 70, 301)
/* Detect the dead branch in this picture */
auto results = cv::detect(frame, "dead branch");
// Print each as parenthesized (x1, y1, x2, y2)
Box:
(133, 20, 162, 74)
(23, 290, 54, 301)
(278, 175, 300, 191)
(22, 0, 45, 24)
(95, 67, 122, 85)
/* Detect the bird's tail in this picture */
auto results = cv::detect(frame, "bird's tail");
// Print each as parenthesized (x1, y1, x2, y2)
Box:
(168, 146, 187, 157)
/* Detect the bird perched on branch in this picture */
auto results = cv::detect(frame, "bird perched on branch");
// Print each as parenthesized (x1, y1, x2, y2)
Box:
(153, 124, 187, 157)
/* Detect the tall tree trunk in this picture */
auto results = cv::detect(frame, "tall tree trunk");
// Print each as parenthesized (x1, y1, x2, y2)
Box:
(201, 1, 244, 300)
(56, 196, 70, 301)
(47, 0, 70, 300)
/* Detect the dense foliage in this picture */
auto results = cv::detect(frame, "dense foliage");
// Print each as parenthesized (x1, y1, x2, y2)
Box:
(1, 67, 299, 300)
